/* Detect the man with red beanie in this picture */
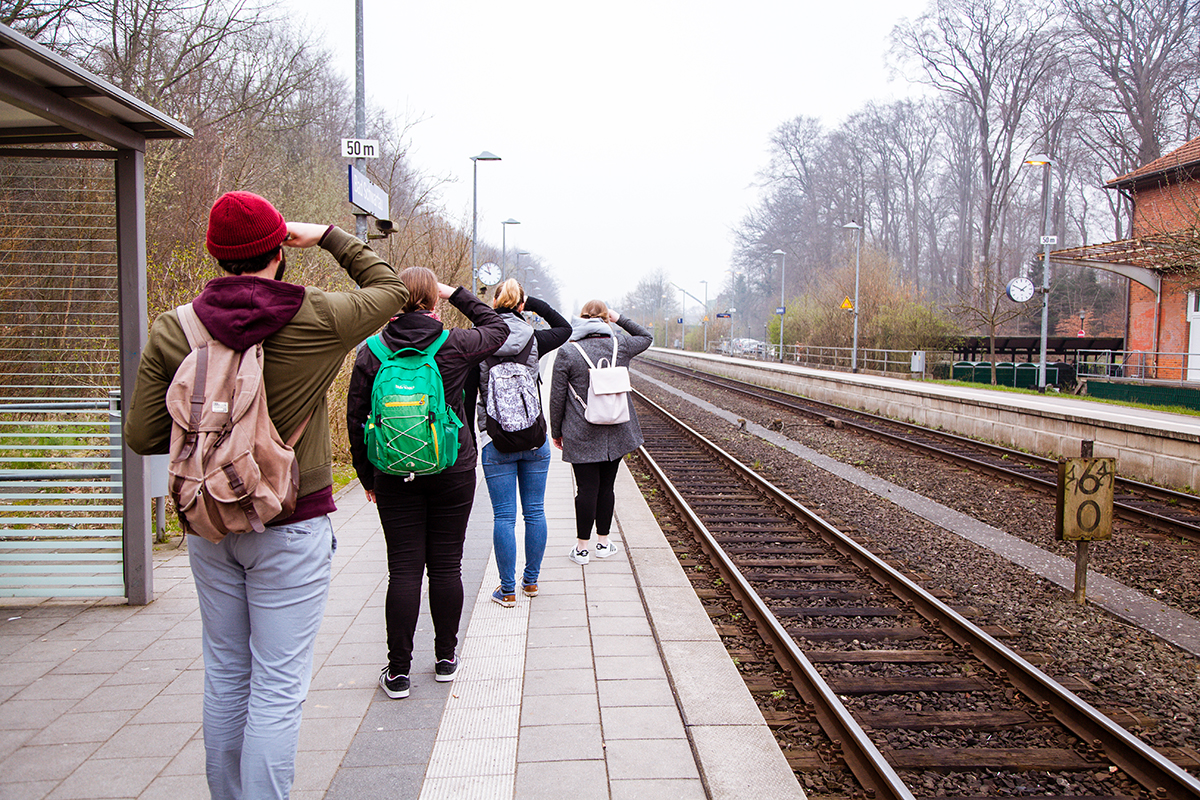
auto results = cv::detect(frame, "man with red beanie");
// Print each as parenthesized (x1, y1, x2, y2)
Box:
(125, 191, 408, 800)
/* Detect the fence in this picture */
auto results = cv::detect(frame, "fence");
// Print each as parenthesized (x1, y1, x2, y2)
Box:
(0, 394, 125, 597)
(710, 341, 949, 378)
(1075, 349, 1199, 385)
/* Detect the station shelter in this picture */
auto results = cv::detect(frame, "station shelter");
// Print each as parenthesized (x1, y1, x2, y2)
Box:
(1049, 137, 1200, 383)
(0, 23, 192, 604)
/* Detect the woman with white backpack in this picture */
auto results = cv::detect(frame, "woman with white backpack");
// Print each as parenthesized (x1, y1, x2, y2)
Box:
(475, 279, 571, 606)
(549, 299, 652, 566)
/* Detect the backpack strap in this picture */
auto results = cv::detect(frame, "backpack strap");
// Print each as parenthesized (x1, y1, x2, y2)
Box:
(176, 302, 212, 349)
(174, 304, 212, 460)
(368, 329, 451, 363)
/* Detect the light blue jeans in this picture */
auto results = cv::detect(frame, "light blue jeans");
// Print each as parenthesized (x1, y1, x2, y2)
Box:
(188, 516, 334, 800)
(482, 439, 551, 593)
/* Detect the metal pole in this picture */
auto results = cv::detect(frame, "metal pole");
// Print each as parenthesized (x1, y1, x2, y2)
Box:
(1038, 162, 1052, 392)
(471, 158, 478, 292)
(354, 0, 367, 242)
(780, 253, 785, 362)
(852, 227, 862, 373)
(701, 280, 708, 353)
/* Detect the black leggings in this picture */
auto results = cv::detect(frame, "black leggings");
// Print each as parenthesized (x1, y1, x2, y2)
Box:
(571, 459, 621, 541)
(373, 469, 476, 674)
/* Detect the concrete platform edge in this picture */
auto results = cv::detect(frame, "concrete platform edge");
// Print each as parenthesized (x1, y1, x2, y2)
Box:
(613, 458, 806, 799)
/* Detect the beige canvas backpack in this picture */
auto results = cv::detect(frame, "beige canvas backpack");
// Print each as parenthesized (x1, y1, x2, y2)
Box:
(164, 303, 306, 543)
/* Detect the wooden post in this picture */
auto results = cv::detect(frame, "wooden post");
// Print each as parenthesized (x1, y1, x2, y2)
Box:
(1074, 440, 1094, 604)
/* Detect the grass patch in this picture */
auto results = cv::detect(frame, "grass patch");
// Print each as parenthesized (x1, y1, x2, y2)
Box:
(928, 379, 1200, 417)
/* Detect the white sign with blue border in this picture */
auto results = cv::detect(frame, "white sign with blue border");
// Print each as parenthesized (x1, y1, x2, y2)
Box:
(348, 165, 389, 219)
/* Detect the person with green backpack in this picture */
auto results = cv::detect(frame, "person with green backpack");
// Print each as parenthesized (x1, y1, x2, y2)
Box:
(347, 266, 506, 699)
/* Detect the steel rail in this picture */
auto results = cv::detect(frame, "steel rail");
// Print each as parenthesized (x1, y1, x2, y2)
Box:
(634, 389, 1200, 800)
(642, 361, 1200, 542)
(636, 443, 914, 799)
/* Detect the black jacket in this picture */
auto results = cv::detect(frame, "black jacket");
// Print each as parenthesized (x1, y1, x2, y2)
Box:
(347, 287, 506, 489)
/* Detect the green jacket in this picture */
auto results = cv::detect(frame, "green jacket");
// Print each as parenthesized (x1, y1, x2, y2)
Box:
(124, 226, 408, 501)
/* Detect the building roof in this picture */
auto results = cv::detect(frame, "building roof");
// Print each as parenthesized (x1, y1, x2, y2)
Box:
(1106, 136, 1200, 190)
(0, 22, 191, 149)
(1052, 231, 1199, 272)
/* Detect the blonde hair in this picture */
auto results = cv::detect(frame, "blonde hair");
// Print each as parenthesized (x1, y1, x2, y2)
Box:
(493, 278, 525, 310)
(399, 266, 438, 312)
(579, 299, 608, 319)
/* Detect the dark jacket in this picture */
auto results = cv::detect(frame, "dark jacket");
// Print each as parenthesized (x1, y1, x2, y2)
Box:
(549, 315, 652, 463)
(347, 287, 506, 490)
(125, 226, 408, 522)
(474, 296, 571, 447)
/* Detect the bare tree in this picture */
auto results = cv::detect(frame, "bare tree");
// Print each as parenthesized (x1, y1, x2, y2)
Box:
(893, 0, 1068, 290)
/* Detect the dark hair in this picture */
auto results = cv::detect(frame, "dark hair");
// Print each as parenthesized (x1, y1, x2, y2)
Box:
(218, 246, 282, 276)
(399, 266, 438, 312)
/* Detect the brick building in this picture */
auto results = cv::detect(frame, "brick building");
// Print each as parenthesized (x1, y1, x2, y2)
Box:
(1052, 137, 1200, 381)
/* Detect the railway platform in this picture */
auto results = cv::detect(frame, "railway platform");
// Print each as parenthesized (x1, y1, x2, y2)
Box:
(0, 451, 804, 800)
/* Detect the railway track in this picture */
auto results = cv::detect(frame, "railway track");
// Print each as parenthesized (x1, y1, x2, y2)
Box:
(633, 390, 1200, 800)
(639, 360, 1200, 543)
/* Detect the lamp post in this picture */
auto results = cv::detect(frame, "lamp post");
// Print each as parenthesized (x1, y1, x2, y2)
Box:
(470, 151, 501, 292)
(773, 249, 785, 362)
(843, 222, 862, 373)
(699, 279, 708, 353)
(1024, 154, 1054, 392)
(501, 218, 520, 278)
(516, 250, 530, 284)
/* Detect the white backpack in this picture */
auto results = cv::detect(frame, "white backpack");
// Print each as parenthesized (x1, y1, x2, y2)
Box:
(569, 337, 631, 425)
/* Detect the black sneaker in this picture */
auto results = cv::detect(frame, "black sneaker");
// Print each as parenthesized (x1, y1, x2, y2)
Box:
(435, 655, 459, 682)
(379, 666, 409, 699)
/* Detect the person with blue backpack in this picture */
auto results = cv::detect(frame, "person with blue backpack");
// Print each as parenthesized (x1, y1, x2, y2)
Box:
(347, 266, 506, 700)
(475, 279, 571, 607)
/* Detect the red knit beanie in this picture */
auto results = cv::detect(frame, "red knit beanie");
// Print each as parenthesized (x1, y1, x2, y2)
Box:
(206, 191, 288, 261)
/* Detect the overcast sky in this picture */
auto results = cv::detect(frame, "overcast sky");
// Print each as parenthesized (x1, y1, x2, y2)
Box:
(288, 0, 929, 316)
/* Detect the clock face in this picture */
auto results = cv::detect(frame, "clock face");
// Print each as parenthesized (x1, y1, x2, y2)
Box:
(1006, 277, 1035, 303)
(478, 262, 503, 286)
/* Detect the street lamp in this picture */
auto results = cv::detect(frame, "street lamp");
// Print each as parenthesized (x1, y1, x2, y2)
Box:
(501, 218, 520, 278)
(1024, 154, 1053, 392)
(470, 150, 501, 292)
(699, 279, 708, 353)
(516, 250, 530, 284)
(772, 249, 785, 362)
(843, 222, 862, 373)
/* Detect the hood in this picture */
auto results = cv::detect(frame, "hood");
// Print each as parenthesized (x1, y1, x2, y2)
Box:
(192, 276, 305, 350)
(569, 317, 612, 341)
(494, 312, 534, 357)
(377, 310, 444, 352)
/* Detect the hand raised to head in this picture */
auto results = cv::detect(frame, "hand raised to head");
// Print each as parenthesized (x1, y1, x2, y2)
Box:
(283, 222, 329, 248)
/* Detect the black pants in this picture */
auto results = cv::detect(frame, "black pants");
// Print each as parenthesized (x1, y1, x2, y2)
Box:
(374, 469, 476, 674)
(571, 459, 621, 541)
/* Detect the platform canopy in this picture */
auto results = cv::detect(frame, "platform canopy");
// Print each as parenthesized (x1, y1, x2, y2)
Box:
(1048, 231, 1200, 295)
(0, 22, 191, 605)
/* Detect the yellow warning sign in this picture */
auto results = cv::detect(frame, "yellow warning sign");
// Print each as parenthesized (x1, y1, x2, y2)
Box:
(841, 297, 854, 310)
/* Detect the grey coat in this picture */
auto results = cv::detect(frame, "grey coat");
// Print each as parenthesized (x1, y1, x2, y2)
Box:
(549, 315, 652, 463)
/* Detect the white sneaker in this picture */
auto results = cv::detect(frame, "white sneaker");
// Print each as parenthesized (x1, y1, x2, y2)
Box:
(593, 541, 621, 559)
(569, 546, 590, 565)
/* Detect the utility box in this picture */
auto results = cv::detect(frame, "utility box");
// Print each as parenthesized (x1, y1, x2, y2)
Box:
(910, 351, 925, 375)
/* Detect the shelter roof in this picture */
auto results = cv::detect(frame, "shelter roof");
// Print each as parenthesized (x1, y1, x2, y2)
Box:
(0, 22, 191, 149)
(1052, 231, 1199, 273)
(1106, 136, 1200, 190)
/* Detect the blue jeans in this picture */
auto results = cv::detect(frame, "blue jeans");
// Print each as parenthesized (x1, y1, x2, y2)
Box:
(188, 515, 334, 800)
(482, 439, 551, 593)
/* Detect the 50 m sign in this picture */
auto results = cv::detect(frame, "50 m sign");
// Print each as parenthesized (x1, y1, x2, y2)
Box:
(341, 138, 379, 158)
(1055, 457, 1115, 542)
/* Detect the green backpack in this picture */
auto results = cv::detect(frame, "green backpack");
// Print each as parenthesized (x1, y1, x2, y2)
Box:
(365, 331, 462, 479)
